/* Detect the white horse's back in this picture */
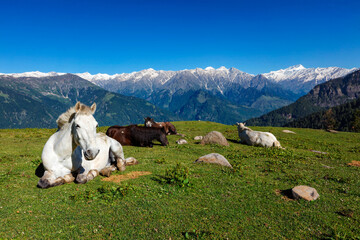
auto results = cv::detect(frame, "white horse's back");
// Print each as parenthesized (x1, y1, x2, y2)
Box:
(237, 123, 282, 148)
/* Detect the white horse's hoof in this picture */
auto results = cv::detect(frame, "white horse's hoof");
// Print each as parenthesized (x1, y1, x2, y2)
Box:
(76, 174, 87, 184)
(37, 178, 51, 189)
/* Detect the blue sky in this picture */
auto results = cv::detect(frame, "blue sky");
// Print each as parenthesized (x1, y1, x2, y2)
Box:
(0, 0, 359, 74)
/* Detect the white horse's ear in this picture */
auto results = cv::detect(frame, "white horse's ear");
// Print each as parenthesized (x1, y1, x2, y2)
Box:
(244, 122, 246, 126)
(90, 103, 96, 114)
(75, 102, 81, 112)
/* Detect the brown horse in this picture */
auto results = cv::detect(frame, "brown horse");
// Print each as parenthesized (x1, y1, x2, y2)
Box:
(144, 117, 178, 135)
(106, 125, 169, 147)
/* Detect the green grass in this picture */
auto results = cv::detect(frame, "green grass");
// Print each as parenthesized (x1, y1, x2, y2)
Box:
(0, 121, 359, 239)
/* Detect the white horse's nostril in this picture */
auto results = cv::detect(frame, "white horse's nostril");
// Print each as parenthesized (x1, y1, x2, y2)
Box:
(84, 148, 100, 160)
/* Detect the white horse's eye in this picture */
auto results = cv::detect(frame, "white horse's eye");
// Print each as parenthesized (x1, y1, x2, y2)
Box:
(96, 124, 99, 128)
(76, 124, 80, 128)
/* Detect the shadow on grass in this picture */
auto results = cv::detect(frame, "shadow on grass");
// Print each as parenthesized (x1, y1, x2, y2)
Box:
(227, 138, 239, 144)
(280, 188, 295, 200)
(35, 163, 45, 178)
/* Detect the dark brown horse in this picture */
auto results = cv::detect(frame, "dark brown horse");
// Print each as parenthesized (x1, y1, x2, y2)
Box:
(106, 125, 169, 147)
(144, 117, 178, 135)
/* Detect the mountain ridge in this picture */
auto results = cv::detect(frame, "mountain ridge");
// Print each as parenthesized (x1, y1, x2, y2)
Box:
(246, 70, 360, 127)
(0, 74, 179, 128)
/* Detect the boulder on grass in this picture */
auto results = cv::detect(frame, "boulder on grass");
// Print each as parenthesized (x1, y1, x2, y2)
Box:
(292, 185, 319, 201)
(194, 136, 203, 140)
(176, 139, 188, 145)
(282, 130, 296, 134)
(195, 153, 232, 168)
(200, 131, 229, 146)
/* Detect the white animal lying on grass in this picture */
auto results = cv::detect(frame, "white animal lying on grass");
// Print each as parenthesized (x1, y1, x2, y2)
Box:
(38, 102, 127, 189)
(236, 122, 283, 148)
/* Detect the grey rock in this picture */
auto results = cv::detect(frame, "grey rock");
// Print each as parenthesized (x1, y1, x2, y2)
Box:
(200, 131, 229, 146)
(292, 185, 319, 201)
(176, 139, 188, 145)
(282, 130, 296, 134)
(195, 153, 232, 168)
(310, 150, 328, 154)
(194, 136, 203, 140)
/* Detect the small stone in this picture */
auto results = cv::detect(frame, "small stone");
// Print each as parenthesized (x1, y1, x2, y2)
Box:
(176, 139, 188, 145)
(195, 153, 232, 168)
(292, 185, 319, 201)
(200, 131, 229, 146)
(125, 157, 138, 166)
(310, 150, 328, 154)
(327, 129, 338, 133)
(282, 130, 296, 134)
(194, 136, 203, 140)
(322, 165, 334, 169)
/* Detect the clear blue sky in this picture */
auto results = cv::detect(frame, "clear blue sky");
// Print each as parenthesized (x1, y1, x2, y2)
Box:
(0, 0, 359, 74)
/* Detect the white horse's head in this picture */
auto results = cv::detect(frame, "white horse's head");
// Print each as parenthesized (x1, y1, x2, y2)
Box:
(72, 102, 100, 160)
(236, 122, 246, 131)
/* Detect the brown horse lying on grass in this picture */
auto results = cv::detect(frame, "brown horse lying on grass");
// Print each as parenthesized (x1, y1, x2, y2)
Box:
(106, 125, 169, 147)
(144, 117, 179, 135)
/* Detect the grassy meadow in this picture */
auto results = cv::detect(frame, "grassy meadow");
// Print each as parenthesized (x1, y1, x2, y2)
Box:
(0, 121, 359, 239)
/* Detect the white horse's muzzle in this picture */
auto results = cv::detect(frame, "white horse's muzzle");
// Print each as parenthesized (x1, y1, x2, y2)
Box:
(84, 148, 100, 160)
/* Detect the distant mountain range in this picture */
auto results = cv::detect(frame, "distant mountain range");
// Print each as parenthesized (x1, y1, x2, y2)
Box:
(247, 70, 360, 129)
(0, 74, 178, 128)
(0, 65, 357, 128)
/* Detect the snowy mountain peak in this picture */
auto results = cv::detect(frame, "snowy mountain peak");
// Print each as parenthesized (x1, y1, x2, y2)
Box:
(1, 65, 357, 96)
(286, 64, 306, 70)
(204, 67, 215, 71)
(0, 71, 66, 78)
(217, 66, 228, 71)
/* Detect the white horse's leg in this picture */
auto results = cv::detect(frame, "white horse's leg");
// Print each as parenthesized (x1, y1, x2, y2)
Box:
(38, 171, 74, 189)
(99, 165, 117, 177)
(109, 138, 126, 171)
(76, 169, 99, 184)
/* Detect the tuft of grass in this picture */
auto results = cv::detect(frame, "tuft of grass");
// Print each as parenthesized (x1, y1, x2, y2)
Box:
(154, 163, 191, 187)
(31, 158, 42, 167)
(70, 184, 133, 204)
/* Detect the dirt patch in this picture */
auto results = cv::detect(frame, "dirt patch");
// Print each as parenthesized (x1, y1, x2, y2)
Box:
(348, 161, 360, 167)
(102, 171, 152, 183)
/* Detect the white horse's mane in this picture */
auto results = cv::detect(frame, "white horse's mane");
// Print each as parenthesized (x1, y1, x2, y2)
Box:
(56, 103, 94, 129)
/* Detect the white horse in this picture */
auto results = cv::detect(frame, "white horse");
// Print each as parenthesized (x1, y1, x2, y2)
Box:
(38, 102, 126, 188)
(236, 122, 283, 148)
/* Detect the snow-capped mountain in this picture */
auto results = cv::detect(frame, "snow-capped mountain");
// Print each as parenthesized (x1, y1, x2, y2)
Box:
(75, 66, 255, 94)
(263, 64, 357, 94)
(76, 67, 255, 99)
(1, 65, 356, 115)
(2, 65, 355, 96)
(0, 71, 66, 78)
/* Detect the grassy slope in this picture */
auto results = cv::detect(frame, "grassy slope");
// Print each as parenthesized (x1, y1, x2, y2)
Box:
(0, 121, 359, 239)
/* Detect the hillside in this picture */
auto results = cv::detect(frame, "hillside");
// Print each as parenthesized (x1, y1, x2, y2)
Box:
(1, 122, 359, 239)
(246, 70, 360, 127)
(286, 98, 360, 132)
(172, 90, 262, 124)
(0, 74, 178, 128)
